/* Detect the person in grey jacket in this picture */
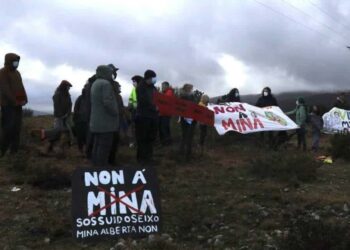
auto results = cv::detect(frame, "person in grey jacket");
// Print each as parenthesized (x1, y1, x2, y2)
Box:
(90, 65, 119, 167)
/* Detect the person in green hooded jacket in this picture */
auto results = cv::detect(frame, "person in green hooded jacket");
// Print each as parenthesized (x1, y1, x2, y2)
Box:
(286, 97, 307, 151)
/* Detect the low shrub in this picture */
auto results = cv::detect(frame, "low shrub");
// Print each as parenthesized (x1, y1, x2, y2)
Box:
(279, 212, 350, 250)
(247, 151, 320, 182)
(329, 134, 350, 161)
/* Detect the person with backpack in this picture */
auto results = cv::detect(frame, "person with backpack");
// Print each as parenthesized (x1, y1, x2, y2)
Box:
(0, 53, 28, 157)
(286, 97, 308, 151)
(90, 65, 119, 167)
(159, 81, 174, 146)
(310, 105, 323, 152)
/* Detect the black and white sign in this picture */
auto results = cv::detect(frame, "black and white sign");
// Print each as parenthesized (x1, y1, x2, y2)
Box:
(71, 166, 161, 240)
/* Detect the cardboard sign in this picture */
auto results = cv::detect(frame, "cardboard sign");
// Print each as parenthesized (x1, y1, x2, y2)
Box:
(208, 102, 298, 135)
(71, 167, 161, 240)
(153, 92, 214, 126)
(323, 107, 350, 134)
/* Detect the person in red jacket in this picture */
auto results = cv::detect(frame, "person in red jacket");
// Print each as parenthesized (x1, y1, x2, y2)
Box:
(159, 81, 174, 146)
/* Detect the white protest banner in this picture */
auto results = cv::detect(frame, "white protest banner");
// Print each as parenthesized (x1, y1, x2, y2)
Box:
(323, 107, 350, 134)
(208, 103, 298, 135)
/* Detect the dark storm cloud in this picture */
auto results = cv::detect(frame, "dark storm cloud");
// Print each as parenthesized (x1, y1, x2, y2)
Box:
(1, 0, 350, 111)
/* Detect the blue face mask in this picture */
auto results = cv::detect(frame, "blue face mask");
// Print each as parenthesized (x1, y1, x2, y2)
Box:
(13, 61, 19, 69)
(151, 77, 157, 85)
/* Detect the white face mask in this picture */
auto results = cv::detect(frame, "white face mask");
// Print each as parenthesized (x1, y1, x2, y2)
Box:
(263, 91, 268, 97)
(235, 92, 239, 97)
(12, 61, 19, 69)
(151, 77, 157, 85)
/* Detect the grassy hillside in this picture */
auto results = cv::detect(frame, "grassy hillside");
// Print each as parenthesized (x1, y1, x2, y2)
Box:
(0, 116, 349, 249)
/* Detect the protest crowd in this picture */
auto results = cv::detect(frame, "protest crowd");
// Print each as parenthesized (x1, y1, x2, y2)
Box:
(0, 53, 347, 166)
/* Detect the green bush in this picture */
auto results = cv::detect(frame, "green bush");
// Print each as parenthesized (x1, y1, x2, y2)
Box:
(329, 134, 350, 161)
(247, 151, 320, 182)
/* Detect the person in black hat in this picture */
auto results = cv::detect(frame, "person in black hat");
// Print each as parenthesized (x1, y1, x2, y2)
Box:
(135, 69, 158, 164)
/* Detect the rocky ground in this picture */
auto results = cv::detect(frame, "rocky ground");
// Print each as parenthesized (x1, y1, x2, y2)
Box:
(0, 116, 349, 250)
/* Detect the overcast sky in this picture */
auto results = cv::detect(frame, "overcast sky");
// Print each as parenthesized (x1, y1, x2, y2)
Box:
(1, 0, 350, 111)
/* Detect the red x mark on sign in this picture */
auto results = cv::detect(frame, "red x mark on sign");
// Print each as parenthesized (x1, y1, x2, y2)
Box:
(89, 185, 145, 217)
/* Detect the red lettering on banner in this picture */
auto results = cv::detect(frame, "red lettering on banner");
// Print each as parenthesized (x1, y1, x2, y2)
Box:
(236, 119, 242, 133)
(253, 118, 264, 129)
(222, 118, 236, 131)
(239, 118, 253, 131)
(213, 104, 246, 115)
(214, 106, 225, 115)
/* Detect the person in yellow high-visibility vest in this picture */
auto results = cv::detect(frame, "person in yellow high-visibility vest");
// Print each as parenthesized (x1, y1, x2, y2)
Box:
(128, 75, 143, 148)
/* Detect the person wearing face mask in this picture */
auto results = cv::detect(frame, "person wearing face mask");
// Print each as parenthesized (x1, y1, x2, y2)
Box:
(286, 97, 308, 151)
(256, 87, 279, 147)
(0, 53, 28, 157)
(217, 88, 241, 103)
(90, 65, 119, 167)
(135, 69, 158, 164)
(179, 83, 197, 161)
(256, 87, 278, 108)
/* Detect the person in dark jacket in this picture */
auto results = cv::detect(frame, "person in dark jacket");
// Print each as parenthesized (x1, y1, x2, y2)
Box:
(109, 71, 126, 165)
(73, 88, 89, 153)
(135, 69, 158, 164)
(90, 65, 119, 167)
(45, 80, 73, 154)
(256, 87, 278, 147)
(217, 88, 240, 103)
(179, 83, 197, 161)
(309, 105, 323, 152)
(84, 74, 97, 159)
(333, 93, 349, 110)
(128, 75, 143, 148)
(0, 53, 28, 157)
(159, 81, 174, 146)
(256, 87, 278, 108)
